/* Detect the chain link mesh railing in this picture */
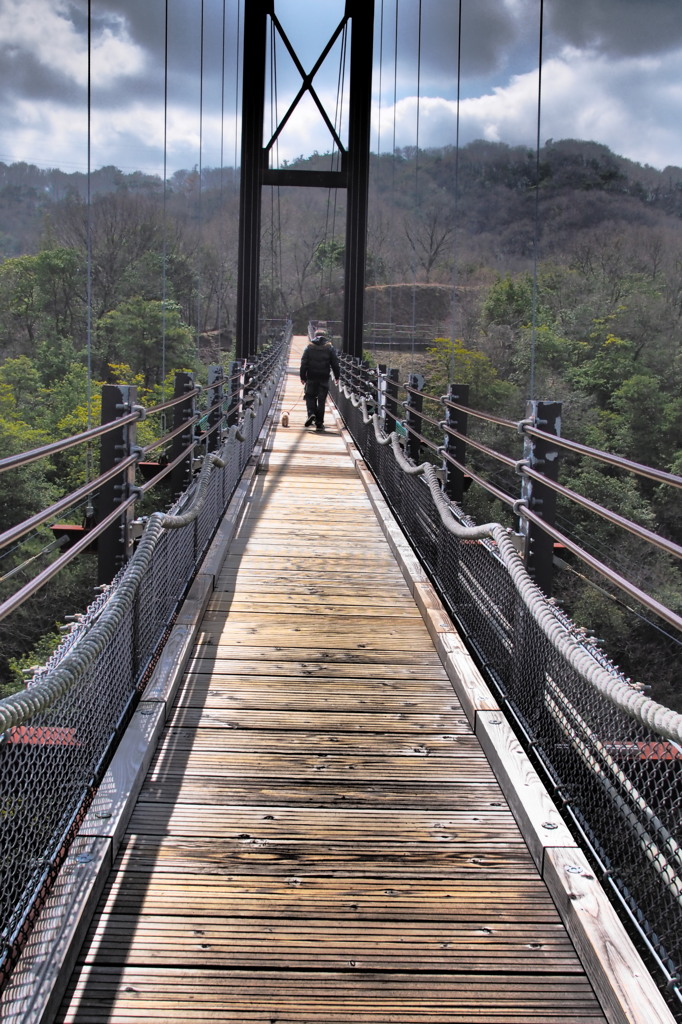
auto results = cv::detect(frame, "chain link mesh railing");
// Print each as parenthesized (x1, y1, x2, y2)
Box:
(0, 331, 288, 987)
(334, 381, 682, 1014)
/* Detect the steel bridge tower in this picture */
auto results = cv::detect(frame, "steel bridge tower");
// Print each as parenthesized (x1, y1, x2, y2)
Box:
(236, 0, 375, 359)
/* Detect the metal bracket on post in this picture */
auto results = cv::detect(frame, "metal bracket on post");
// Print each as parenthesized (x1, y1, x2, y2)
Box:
(243, 360, 256, 409)
(377, 364, 387, 425)
(405, 373, 425, 464)
(207, 364, 224, 453)
(360, 360, 373, 406)
(227, 360, 244, 429)
(97, 384, 138, 585)
(383, 367, 400, 435)
(519, 400, 562, 595)
(444, 383, 469, 501)
(170, 372, 196, 499)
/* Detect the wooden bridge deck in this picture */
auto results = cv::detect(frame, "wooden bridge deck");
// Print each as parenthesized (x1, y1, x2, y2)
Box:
(55, 338, 610, 1022)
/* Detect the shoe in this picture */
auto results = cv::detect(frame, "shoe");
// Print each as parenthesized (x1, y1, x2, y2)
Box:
(305, 415, 315, 427)
(315, 423, 325, 432)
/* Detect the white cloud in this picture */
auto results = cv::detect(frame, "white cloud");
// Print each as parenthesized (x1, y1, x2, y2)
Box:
(0, 0, 144, 88)
(2, 3, 681, 176)
(374, 47, 682, 170)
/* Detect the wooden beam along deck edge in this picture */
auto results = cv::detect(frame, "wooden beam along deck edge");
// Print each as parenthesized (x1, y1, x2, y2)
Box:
(329, 401, 676, 1024)
(0, 356, 290, 1024)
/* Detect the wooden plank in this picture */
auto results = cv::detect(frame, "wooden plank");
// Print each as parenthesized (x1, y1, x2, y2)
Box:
(543, 847, 678, 1024)
(174, 691, 468, 713)
(93, 873, 561, 923)
(145, 752, 495, 785)
(215, 566, 408, 583)
(155, 726, 482, 756)
(475, 711, 576, 871)
(204, 598, 422, 617)
(220, 554, 400, 571)
(197, 619, 433, 641)
(138, 777, 506, 809)
(438, 631, 500, 723)
(79, 915, 583, 972)
(59, 967, 608, 1023)
(126, 803, 523, 841)
(114, 835, 538, 876)
(174, 680, 461, 712)
(164, 708, 470, 733)
(186, 648, 449, 670)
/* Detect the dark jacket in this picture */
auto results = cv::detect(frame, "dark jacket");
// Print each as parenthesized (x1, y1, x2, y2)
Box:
(300, 339, 340, 383)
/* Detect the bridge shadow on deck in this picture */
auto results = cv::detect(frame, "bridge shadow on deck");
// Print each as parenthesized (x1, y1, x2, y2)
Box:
(55, 340, 607, 1023)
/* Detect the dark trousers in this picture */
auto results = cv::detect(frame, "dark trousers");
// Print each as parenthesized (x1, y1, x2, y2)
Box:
(304, 378, 329, 425)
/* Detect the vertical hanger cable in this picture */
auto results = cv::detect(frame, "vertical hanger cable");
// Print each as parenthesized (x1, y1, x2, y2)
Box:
(85, 0, 93, 488)
(449, 0, 463, 379)
(529, 0, 545, 400)
(161, 0, 169, 401)
(196, 0, 205, 358)
(389, 0, 399, 360)
(217, 0, 227, 357)
(410, 0, 422, 370)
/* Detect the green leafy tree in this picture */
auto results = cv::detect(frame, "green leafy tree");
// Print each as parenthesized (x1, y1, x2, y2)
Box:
(0, 419, 57, 532)
(606, 374, 682, 470)
(0, 248, 82, 355)
(425, 337, 517, 411)
(482, 273, 535, 331)
(314, 239, 344, 271)
(96, 297, 195, 386)
(569, 332, 638, 406)
(0, 356, 42, 422)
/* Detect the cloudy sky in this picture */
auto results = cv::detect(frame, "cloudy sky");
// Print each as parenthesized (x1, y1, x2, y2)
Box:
(0, 0, 680, 177)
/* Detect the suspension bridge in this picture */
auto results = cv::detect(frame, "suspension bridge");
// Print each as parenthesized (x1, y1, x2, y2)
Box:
(1, 1, 681, 1022)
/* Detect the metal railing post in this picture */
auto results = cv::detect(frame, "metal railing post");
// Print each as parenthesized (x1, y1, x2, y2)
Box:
(405, 373, 425, 464)
(97, 384, 138, 585)
(520, 399, 562, 594)
(444, 383, 469, 501)
(170, 372, 196, 498)
(207, 364, 224, 453)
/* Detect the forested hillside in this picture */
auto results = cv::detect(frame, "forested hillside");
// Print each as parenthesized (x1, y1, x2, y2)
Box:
(0, 139, 680, 705)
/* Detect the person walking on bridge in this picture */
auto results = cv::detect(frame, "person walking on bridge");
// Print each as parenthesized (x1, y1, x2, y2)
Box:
(300, 331, 340, 432)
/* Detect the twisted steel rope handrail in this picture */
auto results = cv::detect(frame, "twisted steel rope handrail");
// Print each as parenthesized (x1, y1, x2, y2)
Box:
(341, 385, 682, 745)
